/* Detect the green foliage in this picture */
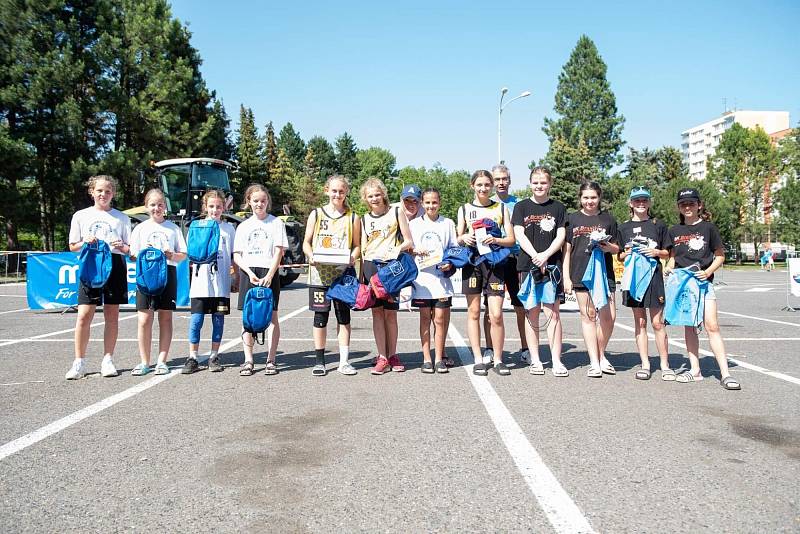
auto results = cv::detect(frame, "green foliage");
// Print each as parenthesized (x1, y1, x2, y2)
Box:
(277, 122, 305, 171)
(543, 35, 625, 173)
(234, 106, 264, 196)
(536, 136, 601, 209)
(200, 98, 234, 161)
(394, 165, 472, 221)
(306, 135, 336, 182)
(774, 175, 800, 245)
(356, 147, 396, 183)
(263, 121, 278, 184)
(334, 132, 360, 181)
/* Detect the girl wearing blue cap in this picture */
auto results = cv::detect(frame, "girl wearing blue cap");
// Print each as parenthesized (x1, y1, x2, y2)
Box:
(666, 188, 741, 390)
(617, 187, 673, 381)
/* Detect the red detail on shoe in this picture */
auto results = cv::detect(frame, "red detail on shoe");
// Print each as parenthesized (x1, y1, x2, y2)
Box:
(388, 354, 405, 372)
(371, 355, 391, 375)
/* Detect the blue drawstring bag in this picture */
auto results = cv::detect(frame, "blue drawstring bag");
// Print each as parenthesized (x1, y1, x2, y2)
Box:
(242, 286, 273, 345)
(471, 218, 512, 267)
(370, 252, 418, 301)
(135, 247, 168, 296)
(517, 267, 558, 310)
(581, 247, 610, 309)
(78, 240, 113, 288)
(620, 249, 657, 301)
(326, 267, 376, 311)
(665, 268, 708, 327)
(187, 219, 220, 275)
(437, 246, 473, 278)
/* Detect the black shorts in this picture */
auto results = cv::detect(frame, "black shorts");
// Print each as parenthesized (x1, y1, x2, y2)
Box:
(361, 260, 399, 311)
(572, 279, 616, 293)
(503, 258, 522, 307)
(621, 276, 665, 309)
(412, 297, 452, 309)
(462, 262, 505, 297)
(136, 265, 178, 311)
(237, 267, 281, 311)
(190, 297, 231, 315)
(78, 254, 129, 306)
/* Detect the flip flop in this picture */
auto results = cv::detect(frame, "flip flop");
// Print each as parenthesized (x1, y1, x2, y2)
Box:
(676, 370, 703, 383)
(661, 369, 676, 382)
(720, 376, 741, 390)
(552, 363, 569, 377)
(635, 369, 652, 381)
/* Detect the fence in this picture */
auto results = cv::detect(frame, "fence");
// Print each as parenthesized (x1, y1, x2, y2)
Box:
(0, 251, 27, 283)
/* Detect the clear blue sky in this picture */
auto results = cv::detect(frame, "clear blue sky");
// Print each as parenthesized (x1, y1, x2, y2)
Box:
(170, 0, 799, 191)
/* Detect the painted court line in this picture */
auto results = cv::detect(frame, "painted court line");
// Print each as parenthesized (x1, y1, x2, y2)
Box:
(615, 323, 800, 386)
(0, 307, 30, 315)
(448, 325, 595, 534)
(717, 311, 800, 327)
(0, 304, 307, 462)
(0, 314, 139, 348)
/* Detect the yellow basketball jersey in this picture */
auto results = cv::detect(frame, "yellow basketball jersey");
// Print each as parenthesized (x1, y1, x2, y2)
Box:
(362, 207, 400, 261)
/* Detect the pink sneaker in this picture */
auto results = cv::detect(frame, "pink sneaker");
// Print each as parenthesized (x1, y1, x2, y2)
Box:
(371, 356, 391, 375)
(388, 354, 405, 372)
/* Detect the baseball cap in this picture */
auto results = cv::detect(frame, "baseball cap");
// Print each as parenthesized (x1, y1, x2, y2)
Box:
(677, 188, 701, 203)
(401, 184, 422, 201)
(629, 186, 651, 200)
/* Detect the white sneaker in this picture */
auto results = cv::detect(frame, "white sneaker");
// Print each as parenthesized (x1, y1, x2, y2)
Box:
(482, 348, 494, 365)
(338, 363, 358, 376)
(519, 349, 531, 365)
(65, 359, 86, 380)
(100, 357, 119, 377)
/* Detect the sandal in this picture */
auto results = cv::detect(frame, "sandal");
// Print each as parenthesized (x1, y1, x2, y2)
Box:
(421, 362, 434, 374)
(661, 369, 676, 382)
(473, 363, 489, 376)
(493, 362, 511, 376)
(154, 362, 170, 375)
(552, 363, 569, 377)
(528, 361, 545, 375)
(635, 368, 652, 381)
(264, 361, 279, 375)
(720, 376, 741, 390)
(131, 363, 151, 376)
(312, 363, 327, 376)
(435, 361, 449, 374)
(587, 366, 602, 378)
(239, 362, 254, 376)
(443, 356, 455, 368)
(676, 370, 703, 383)
(599, 360, 616, 375)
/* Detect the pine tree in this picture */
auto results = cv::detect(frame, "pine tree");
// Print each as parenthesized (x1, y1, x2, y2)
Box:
(271, 147, 296, 213)
(200, 98, 234, 161)
(264, 121, 278, 182)
(537, 136, 601, 208)
(543, 35, 625, 173)
(235, 106, 264, 195)
(277, 122, 305, 171)
(306, 135, 337, 182)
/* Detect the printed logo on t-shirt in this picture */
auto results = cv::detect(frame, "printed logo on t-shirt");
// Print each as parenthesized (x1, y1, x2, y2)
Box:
(88, 220, 114, 241)
(673, 233, 706, 251)
(571, 224, 603, 238)
(523, 213, 556, 233)
(145, 230, 170, 250)
(245, 228, 269, 255)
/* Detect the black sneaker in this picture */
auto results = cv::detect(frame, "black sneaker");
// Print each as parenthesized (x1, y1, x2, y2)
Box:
(181, 358, 199, 374)
(208, 356, 222, 372)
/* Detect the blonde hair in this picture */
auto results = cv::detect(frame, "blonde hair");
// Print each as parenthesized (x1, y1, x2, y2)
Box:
(325, 174, 351, 208)
(359, 178, 389, 208)
(86, 175, 118, 194)
(143, 188, 165, 206)
(201, 189, 227, 214)
(242, 184, 272, 212)
(529, 166, 553, 183)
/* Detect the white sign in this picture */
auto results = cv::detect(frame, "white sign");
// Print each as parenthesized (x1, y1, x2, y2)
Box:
(789, 258, 800, 297)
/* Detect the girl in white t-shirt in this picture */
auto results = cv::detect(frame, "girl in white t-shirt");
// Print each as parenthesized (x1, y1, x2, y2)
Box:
(129, 189, 187, 375)
(182, 190, 237, 374)
(233, 184, 288, 376)
(65, 175, 131, 380)
(410, 188, 457, 373)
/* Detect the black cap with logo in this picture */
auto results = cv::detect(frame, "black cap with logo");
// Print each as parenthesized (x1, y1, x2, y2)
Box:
(677, 188, 701, 203)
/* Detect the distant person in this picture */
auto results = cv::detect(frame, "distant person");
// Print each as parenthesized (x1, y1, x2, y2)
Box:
(234, 184, 287, 376)
(666, 188, 741, 390)
(512, 167, 567, 376)
(409, 188, 457, 373)
(563, 181, 620, 378)
(617, 186, 673, 381)
(65, 175, 131, 380)
(361, 178, 413, 375)
(303, 175, 361, 376)
(766, 247, 775, 272)
(457, 170, 516, 376)
(759, 249, 769, 271)
(182, 189, 237, 375)
(129, 188, 187, 376)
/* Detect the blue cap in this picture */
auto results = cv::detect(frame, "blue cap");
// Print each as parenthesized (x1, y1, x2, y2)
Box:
(629, 186, 651, 200)
(401, 184, 422, 201)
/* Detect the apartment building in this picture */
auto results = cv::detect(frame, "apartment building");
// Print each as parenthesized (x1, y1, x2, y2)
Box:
(680, 110, 790, 179)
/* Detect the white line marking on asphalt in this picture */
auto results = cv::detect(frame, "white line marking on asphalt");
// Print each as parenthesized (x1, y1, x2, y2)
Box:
(0, 314, 139, 348)
(0, 294, 27, 297)
(0, 304, 307, 462)
(0, 381, 45, 386)
(614, 323, 800, 386)
(716, 311, 800, 327)
(744, 287, 773, 292)
(448, 324, 595, 534)
(0, 307, 30, 315)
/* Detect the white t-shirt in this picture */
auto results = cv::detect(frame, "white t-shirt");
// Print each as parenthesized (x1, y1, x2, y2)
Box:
(409, 215, 457, 299)
(129, 219, 187, 267)
(233, 214, 288, 268)
(68, 207, 131, 256)
(190, 221, 236, 298)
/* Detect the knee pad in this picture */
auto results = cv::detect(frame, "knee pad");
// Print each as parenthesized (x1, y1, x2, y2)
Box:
(333, 300, 351, 325)
(313, 310, 329, 328)
(189, 313, 204, 344)
(211, 313, 225, 343)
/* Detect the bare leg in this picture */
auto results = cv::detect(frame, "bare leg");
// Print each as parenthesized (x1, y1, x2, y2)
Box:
(337, 322, 351, 348)
(268, 314, 280, 362)
(703, 299, 731, 379)
(74, 304, 96, 359)
(487, 295, 505, 365)
(515, 306, 527, 350)
(313, 321, 327, 351)
(137, 310, 154, 366)
(420, 307, 433, 363)
(156, 310, 173, 364)
(525, 307, 541, 361)
(632, 307, 649, 369)
(384, 309, 398, 356)
(650, 307, 670, 370)
(371, 307, 388, 357)
(597, 293, 616, 364)
(683, 326, 701, 376)
(576, 292, 601, 368)
(466, 294, 483, 362)
(103, 304, 120, 356)
(483, 308, 491, 350)
(433, 307, 450, 364)
(242, 331, 255, 364)
(544, 302, 563, 367)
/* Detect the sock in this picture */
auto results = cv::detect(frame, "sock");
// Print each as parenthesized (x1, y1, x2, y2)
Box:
(189, 350, 198, 360)
(209, 350, 218, 360)
(339, 346, 349, 366)
(102, 353, 112, 361)
(315, 348, 325, 366)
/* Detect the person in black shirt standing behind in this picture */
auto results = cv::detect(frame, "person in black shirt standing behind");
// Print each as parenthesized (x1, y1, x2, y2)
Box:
(666, 188, 741, 390)
(563, 181, 620, 378)
(617, 186, 673, 381)
(512, 167, 568, 376)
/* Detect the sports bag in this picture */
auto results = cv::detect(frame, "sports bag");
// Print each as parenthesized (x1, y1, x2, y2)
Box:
(620, 249, 657, 302)
(326, 267, 376, 311)
(78, 240, 113, 289)
(242, 286, 274, 345)
(581, 247, 610, 310)
(135, 247, 168, 296)
(470, 218, 511, 267)
(370, 252, 418, 301)
(664, 268, 707, 327)
(187, 219, 220, 274)
(437, 246, 473, 278)
(517, 266, 559, 310)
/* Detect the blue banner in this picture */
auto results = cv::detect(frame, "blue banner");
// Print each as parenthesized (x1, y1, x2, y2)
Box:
(26, 252, 190, 309)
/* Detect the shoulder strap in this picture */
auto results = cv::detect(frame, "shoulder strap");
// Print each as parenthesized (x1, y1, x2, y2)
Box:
(313, 208, 321, 238)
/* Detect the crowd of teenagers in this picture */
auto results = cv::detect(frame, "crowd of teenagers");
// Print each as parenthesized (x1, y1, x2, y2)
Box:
(64, 168, 741, 390)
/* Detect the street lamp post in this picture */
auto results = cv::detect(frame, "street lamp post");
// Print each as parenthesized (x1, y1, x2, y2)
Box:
(497, 87, 531, 165)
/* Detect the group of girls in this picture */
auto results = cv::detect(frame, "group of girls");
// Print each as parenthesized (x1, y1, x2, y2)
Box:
(66, 171, 741, 391)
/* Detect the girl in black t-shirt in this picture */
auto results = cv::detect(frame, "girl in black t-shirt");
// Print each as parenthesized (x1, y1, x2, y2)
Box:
(512, 167, 568, 377)
(563, 182, 620, 378)
(617, 187, 673, 381)
(666, 188, 740, 390)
